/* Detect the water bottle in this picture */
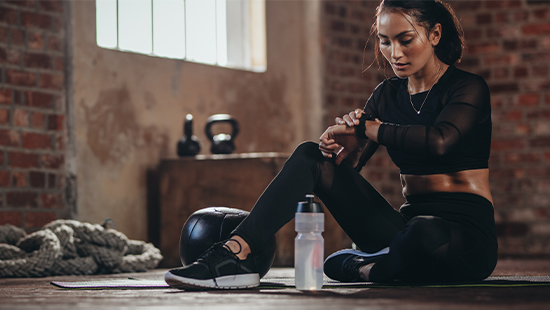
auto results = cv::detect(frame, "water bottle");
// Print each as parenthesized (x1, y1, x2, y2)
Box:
(295, 194, 324, 290)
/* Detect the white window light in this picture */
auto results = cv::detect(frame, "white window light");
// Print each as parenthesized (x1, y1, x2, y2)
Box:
(95, 0, 266, 72)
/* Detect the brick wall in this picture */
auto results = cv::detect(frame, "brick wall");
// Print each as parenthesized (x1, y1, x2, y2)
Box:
(0, 1, 71, 231)
(452, 0, 550, 255)
(322, 0, 550, 256)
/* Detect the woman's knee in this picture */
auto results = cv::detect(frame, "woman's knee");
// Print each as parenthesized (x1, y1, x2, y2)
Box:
(290, 141, 325, 163)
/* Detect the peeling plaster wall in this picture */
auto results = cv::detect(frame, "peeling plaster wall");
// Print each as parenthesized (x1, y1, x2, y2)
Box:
(72, 1, 322, 240)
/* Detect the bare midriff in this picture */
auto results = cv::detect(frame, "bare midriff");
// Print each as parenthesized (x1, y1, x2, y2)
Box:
(400, 168, 493, 204)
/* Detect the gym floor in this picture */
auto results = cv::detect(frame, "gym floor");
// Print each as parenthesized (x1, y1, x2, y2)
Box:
(1, 258, 550, 310)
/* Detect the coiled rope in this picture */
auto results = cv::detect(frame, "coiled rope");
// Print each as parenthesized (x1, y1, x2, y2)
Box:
(0, 220, 163, 278)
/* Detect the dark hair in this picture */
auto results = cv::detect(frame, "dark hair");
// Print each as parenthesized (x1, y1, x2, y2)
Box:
(369, 0, 465, 67)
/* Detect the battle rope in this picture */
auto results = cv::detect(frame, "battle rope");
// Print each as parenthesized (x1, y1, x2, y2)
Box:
(0, 220, 163, 278)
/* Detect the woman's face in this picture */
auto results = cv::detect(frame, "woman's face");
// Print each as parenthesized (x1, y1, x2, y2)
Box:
(377, 11, 439, 78)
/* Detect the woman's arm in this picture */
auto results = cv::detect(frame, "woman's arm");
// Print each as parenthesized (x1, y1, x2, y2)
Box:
(359, 76, 490, 156)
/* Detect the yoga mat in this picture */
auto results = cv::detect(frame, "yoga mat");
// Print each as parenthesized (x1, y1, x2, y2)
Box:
(51, 275, 550, 290)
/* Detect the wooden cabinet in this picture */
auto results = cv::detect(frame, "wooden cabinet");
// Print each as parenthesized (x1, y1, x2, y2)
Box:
(158, 153, 349, 268)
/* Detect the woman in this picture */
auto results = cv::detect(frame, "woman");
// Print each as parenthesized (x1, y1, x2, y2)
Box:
(165, 0, 497, 289)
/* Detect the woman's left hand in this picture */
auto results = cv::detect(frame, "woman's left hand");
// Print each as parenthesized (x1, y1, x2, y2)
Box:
(319, 124, 359, 165)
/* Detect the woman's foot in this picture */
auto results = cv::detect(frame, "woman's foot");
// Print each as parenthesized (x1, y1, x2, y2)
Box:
(323, 247, 389, 282)
(165, 239, 259, 290)
(224, 235, 251, 260)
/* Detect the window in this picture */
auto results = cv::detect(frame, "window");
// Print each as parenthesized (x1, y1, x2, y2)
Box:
(96, 0, 266, 72)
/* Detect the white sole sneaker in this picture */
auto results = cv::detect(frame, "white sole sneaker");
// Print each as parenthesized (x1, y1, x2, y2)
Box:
(165, 271, 260, 290)
(324, 247, 390, 262)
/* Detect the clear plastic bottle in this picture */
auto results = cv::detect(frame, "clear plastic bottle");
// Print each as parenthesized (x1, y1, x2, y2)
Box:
(294, 194, 324, 291)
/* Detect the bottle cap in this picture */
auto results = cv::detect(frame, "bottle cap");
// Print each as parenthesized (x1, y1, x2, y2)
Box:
(296, 194, 323, 213)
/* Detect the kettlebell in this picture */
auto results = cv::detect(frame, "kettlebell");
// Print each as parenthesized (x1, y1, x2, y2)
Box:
(205, 114, 239, 154)
(177, 114, 201, 157)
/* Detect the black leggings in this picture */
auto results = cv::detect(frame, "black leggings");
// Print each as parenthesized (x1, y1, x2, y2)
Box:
(232, 141, 498, 283)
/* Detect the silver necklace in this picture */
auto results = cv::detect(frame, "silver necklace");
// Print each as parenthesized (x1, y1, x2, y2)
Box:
(408, 65, 443, 115)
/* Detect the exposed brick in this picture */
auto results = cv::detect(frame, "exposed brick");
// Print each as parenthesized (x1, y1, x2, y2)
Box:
(517, 94, 540, 107)
(514, 66, 529, 78)
(504, 39, 538, 51)
(523, 23, 550, 36)
(38, 0, 64, 12)
(0, 211, 23, 226)
(55, 57, 63, 71)
(46, 35, 61, 52)
(514, 10, 530, 22)
(490, 83, 520, 93)
(534, 8, 549, 20)
(0, 8, 18, 24)
(491, 138, 525, 151)
(25, 211, 56, 228)
(27, 31, 44, 50)
(6, 69, 37, 87)
(0, 109, 9, 125)
(506, 110, 522, 121)
(47, 173, 56, 189)
(493, 67, 510, 79)
(20, 12, 52, 30)
(516, 123, 532, 135)
(464, 29, 482, 41)
(13, 109, 29, 127)
(12, 171, 27, 187)
(39, 73, 63, 90)
(467, 42, 500, 54)
(41, 193, 62, 209)
(484, 54, 519, 66)
(486, 26, 521, 39)
(22, 132, 52, 149)
(533, 65, 549, 77)
(330, 20, 347, 32)
(476, 13, 492, 25)
(29, 171, 45, 188)
(24, 52, 51, 69)
(505, 153, 540, 164)
(0, 129, 20, 147)
(7, 191, 38, 208)
(530, 136, 550, 148)
(9, 152, 39, 169)
(0, 26, 7, 43)
(495, 12, 510, 24)
(527, 109, 550, 120)
(47, 114, 64, 131)
(522, 52, 550, 63)
(55, 133, 64, 151)
(7, 0, 36, 8)
(24, 91, 54, 109)
(496, 222, 529, 237)
(0, 170, 10, 187)
(0, 89, 12, 105)
(41, 154, 63, 169)
(31, 112, 45, 129)
(11, 30, 25, 48)
(486, 0, 522, 8)
(0, 46, 6, 64)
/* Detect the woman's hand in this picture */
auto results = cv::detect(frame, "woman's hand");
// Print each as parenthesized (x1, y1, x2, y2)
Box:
(335, 109, 364, 127)
(319, 124, 359, 165)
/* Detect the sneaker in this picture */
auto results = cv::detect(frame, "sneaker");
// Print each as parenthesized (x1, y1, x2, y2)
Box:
(164, 241, 260, 290)
(323, 247, 389, 282)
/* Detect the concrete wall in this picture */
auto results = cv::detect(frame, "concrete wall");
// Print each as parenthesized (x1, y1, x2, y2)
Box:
(71, 0, 323, 240)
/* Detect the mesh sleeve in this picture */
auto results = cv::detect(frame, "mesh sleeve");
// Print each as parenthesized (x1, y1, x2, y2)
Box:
(377, 76, 490, 156)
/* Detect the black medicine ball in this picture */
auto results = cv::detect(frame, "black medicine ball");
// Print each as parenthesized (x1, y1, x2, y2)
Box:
(179, 207, 276, 278)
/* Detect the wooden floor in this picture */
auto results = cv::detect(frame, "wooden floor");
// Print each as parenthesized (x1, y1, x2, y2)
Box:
(1, 258, 550, 310)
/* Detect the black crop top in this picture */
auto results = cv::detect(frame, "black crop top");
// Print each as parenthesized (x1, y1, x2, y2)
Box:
(362, 66, 492, 175)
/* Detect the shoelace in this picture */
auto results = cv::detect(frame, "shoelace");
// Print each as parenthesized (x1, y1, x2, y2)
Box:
(342, 256, 364, 281)
(200, 239, 243, 288)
